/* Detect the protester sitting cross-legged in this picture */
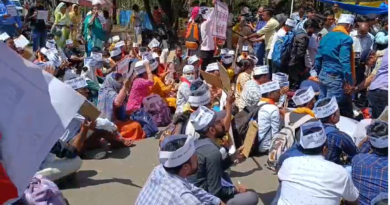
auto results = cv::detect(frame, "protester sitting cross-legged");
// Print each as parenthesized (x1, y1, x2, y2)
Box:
(220, 54, 235, 82)
(205, 63, 223, 108)
(189, 106, 259, 205)
(238, 65, 269, 112)
(136, 134, 224, 205)
(273, 121, 359, 205)
(351, 120, 388, 205)
(176, 65, 198, 114)
(97, 72, 146, 141)
(313, 97, 358, 165)
(257, 81, 282, 153)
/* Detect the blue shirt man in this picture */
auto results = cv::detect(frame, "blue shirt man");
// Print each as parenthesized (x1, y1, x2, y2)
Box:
(351, 120, 388, 205)
(0, 0, 22, 37)
(253, 7, 267, 66)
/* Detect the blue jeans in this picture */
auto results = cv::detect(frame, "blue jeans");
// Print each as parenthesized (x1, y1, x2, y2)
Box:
(253, 42, 265, 66)
(0, 24, 18, 38)
(32, 29, 47, 52)
(319, 71, 353, 118)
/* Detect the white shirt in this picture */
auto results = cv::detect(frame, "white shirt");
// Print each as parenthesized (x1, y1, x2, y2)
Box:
(352, 119, 372, 146)
(350, 30, 374, 56)
(200, 9, 216, 51)
(268, 28, 287, 59)
(304, 34, 318, 68)
(275, 155, 359, 205)
(257, 101, 280, 152)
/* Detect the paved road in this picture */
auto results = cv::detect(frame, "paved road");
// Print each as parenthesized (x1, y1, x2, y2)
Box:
(60, 138, 279, 205)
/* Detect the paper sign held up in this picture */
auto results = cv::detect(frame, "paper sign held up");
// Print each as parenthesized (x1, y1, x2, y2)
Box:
(200, 70, 223, 89)
(117, 58, 130, 74)
(166, 51, 176, 63)
(242, 121, 259, 158)
(217, 63, 231, 92)
(37, 10, 49, 21)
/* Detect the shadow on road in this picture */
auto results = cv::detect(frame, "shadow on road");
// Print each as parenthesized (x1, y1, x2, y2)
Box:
(251, 190, 277, 205)
(59, 170, 142, 190)
(108, 147, 132, 159)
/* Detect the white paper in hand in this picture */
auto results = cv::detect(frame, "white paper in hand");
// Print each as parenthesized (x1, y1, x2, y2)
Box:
(0, 32, 10, 41)
(37, 10, 49, 21)
(14, 35, 29, 49)
(148, 38, 160, 49)
(117, 58, 130, 74)
(97, 14, 106, 24)
(6, 5, 17, 17)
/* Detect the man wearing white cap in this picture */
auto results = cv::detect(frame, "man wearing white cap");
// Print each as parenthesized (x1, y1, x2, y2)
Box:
(314, 97, 358, 165)
(237, 65, 269, 111)
(176, 65, 198, 114)
(189, 106, 259, 205)
(351, 120, 388, 205)
(257, 81, 282, 152)
(220, 54, 235, 81)
(267, 18, 296, 72)
(315, 13, 356, 118)
(136, 134, 223, 205)
(275, 121, 359, 205)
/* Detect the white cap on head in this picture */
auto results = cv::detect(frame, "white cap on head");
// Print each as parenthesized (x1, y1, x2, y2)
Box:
(299, 121, 327, 149)
(253, 65, 269, 76)
(152, 52, 160, 59)
(228, 50, 235, 55)
(338, 14, 355, 25)
(159, 134, 195, 168)
(272, 72, 289, 82)
(110, 49, 122, 57)
(66, 39, 73, 45)
(189, 106, 226, 132)
(46, 40, 56, 49)
(112, 35, 120, 43)
(183, 65, 195, 74)
(260, 81, 280, 94)
(205, 62, 219, 73)
(188, 55, 200, 65)
(133, 43, 139, 48)
(115, 41, 125, 48)
(221, 55, 233, 65)
(285, 18, 297, 27)
(310, 69, 317, 77)
(134, 60, 147, 75)
(40, 47, 49, 56)
(64, 76, 88, 90)
(149, 58, 159, 71)
(292, 86, 315, 106)
(91, 52, 103, 61)
(84, 57, 98, 68)
(314, 97, 339, 119)
(220, 48, 229, 55)
(242, 45, 249, 52)
(46, 52, 61, 67)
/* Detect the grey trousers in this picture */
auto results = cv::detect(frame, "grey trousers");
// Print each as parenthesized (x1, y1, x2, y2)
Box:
(227, 191, 259, 205)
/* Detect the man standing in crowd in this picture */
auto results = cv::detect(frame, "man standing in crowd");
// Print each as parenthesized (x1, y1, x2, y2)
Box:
(136, 135, 224, 205)
(0, 0, 22, 37)
(245, 8, 279, 68)
(275, 121, 359, 205)
(253, 6, 267, 65)
(333, 3, 342, 22)
(319, 10, 335, 38)
(295, 7, 316, 31)
(315, 14, 355, 118)
(26, 0, 47, 52)
(226, 5, 234, 49)
(290, 6, 306, 24)
(199, 4, 216, 70)
(352, 120, 388, 205)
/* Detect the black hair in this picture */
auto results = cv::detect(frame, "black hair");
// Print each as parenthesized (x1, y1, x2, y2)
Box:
(240, 59, 252, 72)
(200, 2, 206, 6)
(132, 4, 139, 12)
(357, 15, 368, 23)
(47, 33, 55, 40)
(111, 55, 122, 62)
(316, 98, 333, 123)
(176, 45, 182, 50)
(91, 46, 102, 53)
(194, 14, 203, 24)
(222, 62, 232, 68)
(306, 7, 316, 13)
(191, 1, 200, 6)
(304, 18, 320, 30)
(263, 8, 274, 17)
(153, 6, 159, 10)
(368, 121, 388, 156)
(162, 138, 191, 175)
(253, 74, 268, 80)
(298, 5, 305, 10)
(323, 10, 334, 17)
(103, 10, 109, 18)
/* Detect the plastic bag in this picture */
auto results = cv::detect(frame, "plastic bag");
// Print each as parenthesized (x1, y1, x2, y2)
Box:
(130, 109, 158, 138)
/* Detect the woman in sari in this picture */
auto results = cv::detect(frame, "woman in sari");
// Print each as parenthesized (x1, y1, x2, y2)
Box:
(53, 2, 70, 48)
(69, 4, 82, 47)
(97, 73, 146, 141)
(83, 4, 107, 56)
(235, 59, 254, 109)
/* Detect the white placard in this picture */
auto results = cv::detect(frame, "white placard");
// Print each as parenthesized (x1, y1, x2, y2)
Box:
(97, 14, 106, 25)
(0, 32, 10, 41)
(142, 52, 153, 61)
(64, 76, 88, 90)
(148, 38, 160, 49)
(117, 58, 130, 74)
(13, 35, 29, 49)
(212, 1, 228, 39)
(0, 43, 86, 202)
(6, 5, 17, 17)
(37, 10, 48, 21)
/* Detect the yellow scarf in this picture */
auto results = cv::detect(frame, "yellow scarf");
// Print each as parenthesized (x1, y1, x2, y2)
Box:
(332, 26, 356, 85)
(293, 107, 315, 117)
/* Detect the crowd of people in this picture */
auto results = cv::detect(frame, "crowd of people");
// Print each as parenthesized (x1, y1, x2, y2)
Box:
(0, 0, 388, 204)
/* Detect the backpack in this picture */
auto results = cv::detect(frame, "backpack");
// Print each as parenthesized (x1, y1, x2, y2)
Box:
(267, 113, 314, 171)
(233, 103, 269, 151)
(185, 22, 201, 50)
(159, 111, 191, 147)
(272, 30, 304, 67)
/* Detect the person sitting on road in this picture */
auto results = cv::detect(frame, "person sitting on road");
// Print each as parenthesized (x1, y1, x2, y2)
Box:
(313, 97, 358, 165)
(23, 175, 69, 205)
(220, 54, 235, 82)
(189, 106, 259, 205)
(176, 65, 198, 114)
(64, 39, 84, 69)
(205, 63, 223, 108)
(235, 59, 254, 110)
(136, 134, 224, 205)
(273, 120, 359, 205)
(351, 120, 388, 205)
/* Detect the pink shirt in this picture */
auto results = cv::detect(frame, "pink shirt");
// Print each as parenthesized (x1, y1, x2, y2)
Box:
(126, 78, 154, 112)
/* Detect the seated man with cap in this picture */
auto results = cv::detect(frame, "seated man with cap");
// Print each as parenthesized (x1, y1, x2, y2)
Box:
(220, 53, 235, 82)
(189, 106, 259, 205)
(351, 120, 388, 205)
(313, 97, 358, 165)
(236, 45, 250, 63)
(129, 43, 140, 59)
(136, 134, 224, 205)
(205, 63, 223, 107)
(237, 65, 269, 112)
(187, 55, 201, 78)
(114, 40, 128, 58)
(257, 81, 282, 153)
(274, 121, 359, 205)
(299, 69, 321, 94)
(176, 65, 198, 114)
